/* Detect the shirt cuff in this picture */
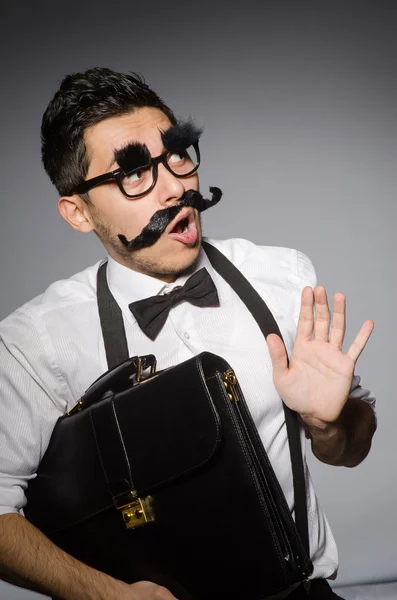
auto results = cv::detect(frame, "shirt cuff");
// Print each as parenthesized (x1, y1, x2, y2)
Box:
(0, 505, 21, 517)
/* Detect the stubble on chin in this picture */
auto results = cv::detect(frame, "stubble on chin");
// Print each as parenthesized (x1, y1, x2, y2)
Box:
(133, 245, 201, 280)
(92, 211, 203, 279)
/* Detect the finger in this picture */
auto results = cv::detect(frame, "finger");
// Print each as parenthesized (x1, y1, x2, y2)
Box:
(296, 287, 314, 342)
(347, 320, 374, 362)
(313, 285, 331, 341)
(329, 292, 346, 349)
(266, 333, 289, 381)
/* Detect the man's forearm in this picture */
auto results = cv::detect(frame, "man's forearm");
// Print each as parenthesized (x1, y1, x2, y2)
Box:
(302, 397, 377, 467)
(0, 513, 126, 600)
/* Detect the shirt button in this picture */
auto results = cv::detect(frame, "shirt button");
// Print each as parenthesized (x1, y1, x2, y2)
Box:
(184, 332, 190, 340)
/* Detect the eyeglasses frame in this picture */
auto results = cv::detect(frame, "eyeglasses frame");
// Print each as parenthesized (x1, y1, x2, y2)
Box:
(71, 141, 201, 199)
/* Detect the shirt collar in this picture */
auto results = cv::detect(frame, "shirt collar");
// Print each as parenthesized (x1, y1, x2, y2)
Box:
(106, 240, 217, 318)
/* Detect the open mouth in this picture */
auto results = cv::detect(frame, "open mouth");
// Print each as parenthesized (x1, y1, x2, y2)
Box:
(171, 216, 189, 234)
(168, 208, 193, 233)
(168, 209, 198, 245)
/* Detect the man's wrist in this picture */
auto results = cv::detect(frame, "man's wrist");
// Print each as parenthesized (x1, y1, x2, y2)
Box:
(300, 397, 376, 467)
(303, 416, 347, 463)
(299, 406, 346, 436)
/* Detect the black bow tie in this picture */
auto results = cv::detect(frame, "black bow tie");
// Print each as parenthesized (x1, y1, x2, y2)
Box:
(129, 268, 220, 341)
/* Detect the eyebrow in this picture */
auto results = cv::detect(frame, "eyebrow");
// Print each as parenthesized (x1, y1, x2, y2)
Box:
(109, 142, 151, 173)
(161, 119, 203, 154)
(105, 118, 203, 172)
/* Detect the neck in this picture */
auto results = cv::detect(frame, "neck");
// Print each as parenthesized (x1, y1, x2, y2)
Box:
(105, 245, 202, 283)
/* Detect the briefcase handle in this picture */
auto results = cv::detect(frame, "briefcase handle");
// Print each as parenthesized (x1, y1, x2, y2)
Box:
(68, 354, 157, 415)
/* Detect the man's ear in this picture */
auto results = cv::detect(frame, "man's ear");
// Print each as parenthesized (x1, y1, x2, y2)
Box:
(58, 195, 94, 233)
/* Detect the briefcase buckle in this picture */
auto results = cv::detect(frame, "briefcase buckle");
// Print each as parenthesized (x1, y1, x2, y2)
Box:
(114, 492, 155, 530)
(136, 355, 157, 383)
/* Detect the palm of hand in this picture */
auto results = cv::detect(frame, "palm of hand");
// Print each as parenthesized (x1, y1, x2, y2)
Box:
(267, 286, 374, 426)
(277, 337, 355, 423)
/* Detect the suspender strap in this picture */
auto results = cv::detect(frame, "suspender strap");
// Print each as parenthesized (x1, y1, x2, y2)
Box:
(96, 243, 310, 556)
(97, 262, 129, 369)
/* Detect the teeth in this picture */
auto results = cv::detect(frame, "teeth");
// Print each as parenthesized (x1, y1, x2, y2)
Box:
(171, 216, 189, 235)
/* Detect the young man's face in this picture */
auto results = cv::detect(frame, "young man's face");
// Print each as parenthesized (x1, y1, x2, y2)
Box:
(76, 107, 201, 281)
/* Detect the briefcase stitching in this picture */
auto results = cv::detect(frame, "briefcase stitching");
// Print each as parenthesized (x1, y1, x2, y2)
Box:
(213, 372, 289, 582)
(111, 399, 134, 487)
(233, 385, 311, 568)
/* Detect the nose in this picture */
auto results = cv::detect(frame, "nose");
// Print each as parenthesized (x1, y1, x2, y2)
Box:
(155, 162, 186, 207)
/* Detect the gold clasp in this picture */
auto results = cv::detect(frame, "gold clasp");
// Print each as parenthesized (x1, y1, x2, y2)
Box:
(113, 491, 155, 530)
(223, 369, 239, 403)
(67, 399, 84, 416)
(136, 356, 157, 383)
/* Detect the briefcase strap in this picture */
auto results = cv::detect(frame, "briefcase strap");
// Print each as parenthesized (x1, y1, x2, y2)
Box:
(96, 242, 310, 556)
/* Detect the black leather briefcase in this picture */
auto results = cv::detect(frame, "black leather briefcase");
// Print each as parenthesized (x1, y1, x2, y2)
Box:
(25, 242, 313, 599)
(25, 350, 312, 599)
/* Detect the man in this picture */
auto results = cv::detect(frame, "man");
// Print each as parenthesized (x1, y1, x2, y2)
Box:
(0, 67, 376, 600)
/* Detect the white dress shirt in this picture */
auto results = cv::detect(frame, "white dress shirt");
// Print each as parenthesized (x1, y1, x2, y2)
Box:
(0, 237, 375, 580)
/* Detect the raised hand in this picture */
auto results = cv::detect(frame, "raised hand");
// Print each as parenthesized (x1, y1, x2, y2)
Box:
(266, 285, 374, 427)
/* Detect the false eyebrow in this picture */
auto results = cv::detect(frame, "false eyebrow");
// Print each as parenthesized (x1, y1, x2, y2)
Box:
(114, 142, 151, 174)
(161, 119, 203, 154)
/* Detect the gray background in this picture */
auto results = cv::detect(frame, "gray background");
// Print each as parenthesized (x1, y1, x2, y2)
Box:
(0, 0, 396, 598)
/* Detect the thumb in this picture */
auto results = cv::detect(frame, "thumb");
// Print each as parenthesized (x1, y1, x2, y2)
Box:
(266, 333, 289, 381)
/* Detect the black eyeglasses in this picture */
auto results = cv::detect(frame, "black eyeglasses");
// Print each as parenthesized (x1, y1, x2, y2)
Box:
(71, 142, 200, 199)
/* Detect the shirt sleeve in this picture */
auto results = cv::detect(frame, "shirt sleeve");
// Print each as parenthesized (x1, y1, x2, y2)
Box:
(0, 314, 67, 516)
(293, 250, 376, 412)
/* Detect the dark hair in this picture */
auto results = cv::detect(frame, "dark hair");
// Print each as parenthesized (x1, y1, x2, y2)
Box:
(41, 67, 176, 197)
